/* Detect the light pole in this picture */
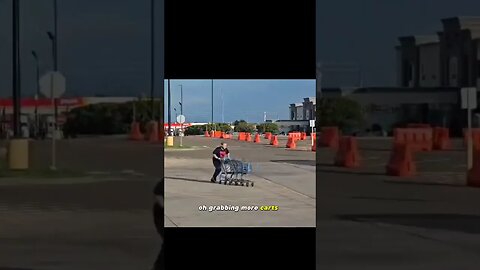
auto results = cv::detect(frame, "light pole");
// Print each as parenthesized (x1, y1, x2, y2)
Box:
(31, 50, 40, 138)
(150, 0, 155, 120)
(178, 84, 183, 116)
(211, 79, 214, 130)
(12, 0, 21, 137)
(168, 79, 171, 136)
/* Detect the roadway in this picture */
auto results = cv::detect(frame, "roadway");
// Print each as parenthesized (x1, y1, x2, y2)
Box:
(164, 135, 316, 227)
(317, 137, 480, 269)
(0, 136, 162, 270)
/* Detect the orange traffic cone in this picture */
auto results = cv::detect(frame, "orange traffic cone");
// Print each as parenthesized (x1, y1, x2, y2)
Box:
(246, 133, 252, 142)
(210, 131, 214, 138)
(148, 121, 159, 142)
(270, 135, 279, 146)
(254, 133, 261, 143)
(334, 137, 360, 168)
(286, 137, 297, 149)
(386, 143, 416, 177)
(312, 138, 316, 152)
(129, 122, 143, 141)
(205, 131, 210, 137)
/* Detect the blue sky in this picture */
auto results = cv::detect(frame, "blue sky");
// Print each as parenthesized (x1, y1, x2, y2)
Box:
(163, 80, 315, 123)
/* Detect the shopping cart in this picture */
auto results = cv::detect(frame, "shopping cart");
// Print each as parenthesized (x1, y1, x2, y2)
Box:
(217, 157, 254, 187)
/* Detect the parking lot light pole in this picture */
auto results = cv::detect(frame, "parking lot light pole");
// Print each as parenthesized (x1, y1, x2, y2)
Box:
(12, 0, 21, 137)
(168, 79, 171, 136)
(31, 50, 40, 138)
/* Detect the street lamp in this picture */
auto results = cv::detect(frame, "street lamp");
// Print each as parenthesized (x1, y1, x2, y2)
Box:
(31, 50, 40, 138)
(12, 0, 21, 137)
(150, 0, 155, 120)
(168, 79, 171, 136)
(178, 84, 183, 116)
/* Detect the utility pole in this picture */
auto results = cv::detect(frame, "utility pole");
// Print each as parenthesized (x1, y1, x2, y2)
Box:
(53, 0, 58, 130)
(179, 84, 183, 116)
(168, 79, 171, 136)
(211, 79, 214, 127)
(32, 50, 40, 138)
(12, 0, 21, 137)
(150, 0, 155, 120)
(221, 88, 224, 123)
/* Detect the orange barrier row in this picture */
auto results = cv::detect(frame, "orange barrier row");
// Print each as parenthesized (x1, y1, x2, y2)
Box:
(320, 127, 340, 148)
(386, 143, 416, 177)
(301, 132, 307, 140)
(237, 132, 246, 141)
(407, 123, 431, 128)
(393, 128, 433, 152)
(433, 127, 451, 150)
(334, 136, 360, 168)
(288, 132, 302, 141)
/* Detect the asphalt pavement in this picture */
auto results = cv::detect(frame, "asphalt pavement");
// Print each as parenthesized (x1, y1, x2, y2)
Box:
(164, 135, 316, 227)
(317, 137, 480, 270)
(0, 136, 162, 270)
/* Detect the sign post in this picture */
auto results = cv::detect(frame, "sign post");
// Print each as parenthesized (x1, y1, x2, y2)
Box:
(177, 115, 186, 147)
(461, 87, 477, 170)
(40, 71, 65, 170)
(310, 119, 315, 146)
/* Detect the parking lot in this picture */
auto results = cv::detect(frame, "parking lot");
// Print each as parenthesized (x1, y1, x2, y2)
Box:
(0, 137, 162, 270)
(164, 135, 316, 227)
(317, 137, 480, 269)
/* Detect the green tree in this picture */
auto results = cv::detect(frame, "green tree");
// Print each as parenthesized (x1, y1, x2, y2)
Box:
(316, 97, 365, 133)
(64, 100, 163, 136)
(257, 123, 279, 133)
(184, 125, 204, 135)
(233, 119, 247, 126)
(235, 122, 255, 133)
(203, 123, 232, 132)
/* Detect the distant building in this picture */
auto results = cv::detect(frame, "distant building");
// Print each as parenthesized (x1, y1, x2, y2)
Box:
(321, 87, 470, 135)
(397, 16, 480, 88)
(289, 97, 316, 121)
(281, 97, 316, 133)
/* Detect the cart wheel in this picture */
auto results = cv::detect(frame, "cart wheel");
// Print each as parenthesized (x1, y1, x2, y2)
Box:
(234, 181, 238, 186)
(251, 182, 254, 187)
(245, 182, 249, 187)
(240, 182, 244, 186)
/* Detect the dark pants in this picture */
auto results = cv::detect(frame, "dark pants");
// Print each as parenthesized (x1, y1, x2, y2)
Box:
(212, 159, 222, 180)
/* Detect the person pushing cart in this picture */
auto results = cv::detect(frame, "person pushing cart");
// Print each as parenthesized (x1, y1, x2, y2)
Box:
(211, 142, 230, 182)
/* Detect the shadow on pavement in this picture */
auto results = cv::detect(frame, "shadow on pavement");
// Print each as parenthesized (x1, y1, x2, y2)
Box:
(166, 176, 213, 185)
(0, 268, 35, 270)
(316, 168, 384, 176)
(271, 160, 316, 166)
(383, 180, 465, 188)
(337, 214, 480, 234)
(350, 196, 429, 202)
